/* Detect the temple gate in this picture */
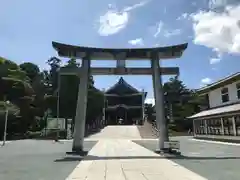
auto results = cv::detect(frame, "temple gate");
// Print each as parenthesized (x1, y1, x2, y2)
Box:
(52, 41, 188, 153)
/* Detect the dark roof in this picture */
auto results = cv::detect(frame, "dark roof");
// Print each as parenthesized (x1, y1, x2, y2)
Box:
(106, 105, 143, 110)
(187, 103, 240, 119)
(105, 77, 146, 96)
(52, 41, 188, 60)
(197, 72, 240, 94)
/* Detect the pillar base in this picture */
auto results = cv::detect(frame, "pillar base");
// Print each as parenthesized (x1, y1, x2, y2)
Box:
(155, 148, 181, 155)
(66, 146, 88, 156)
(66, 150, 88, 156)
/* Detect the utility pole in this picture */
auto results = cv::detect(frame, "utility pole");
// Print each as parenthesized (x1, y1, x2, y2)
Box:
(102, 88, 106, 127)
(142, 89, 145, 125)
(55, 68, 61, 142)
(2, 99, 10, 146)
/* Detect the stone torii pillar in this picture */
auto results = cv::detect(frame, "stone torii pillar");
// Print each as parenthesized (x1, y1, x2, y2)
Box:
(71, 56, 91, 154)
(151, 52, 169, 152)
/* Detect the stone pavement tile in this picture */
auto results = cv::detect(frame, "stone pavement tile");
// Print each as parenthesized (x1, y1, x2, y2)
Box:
(66, 139, 208, 180)
(106, 160, 125, 180)
(143, 174, 169, 180)
(66, 141, 107, 180)
(121, 159, 163, 173)
(106, 172, 125, 180)
(66, 161, 93, 180)
(85, 161, 106, 180)
(124, 170, 148, 180)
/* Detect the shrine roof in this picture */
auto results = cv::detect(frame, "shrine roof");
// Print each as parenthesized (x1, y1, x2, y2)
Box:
(105, 77, 147, 97)
(52, 41, 188, 60)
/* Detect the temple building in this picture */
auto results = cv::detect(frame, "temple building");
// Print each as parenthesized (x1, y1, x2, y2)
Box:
(188, 72, 240, 138)
(104, 77, 146, 125)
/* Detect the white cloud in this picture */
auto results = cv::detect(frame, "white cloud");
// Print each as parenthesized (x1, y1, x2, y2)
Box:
(192, 2, 197, 6)
(210, 49, 222, 64)
(98, 10, 128, 36)
(123, 1, 149, 11)
(201, 77, 212, 85)
(191, 5, 240, 54)
(163, 7, 167, 14)
(128, 38, 144, 46)
(145, 98, 155, 105)
(210, 57, 221, 64)
(153, 21, 163, 37)
(208, 0, 228, 9)
(177, 13, 189, 20)
(97, 1, 148, 36)
(164, 29, 182, 38)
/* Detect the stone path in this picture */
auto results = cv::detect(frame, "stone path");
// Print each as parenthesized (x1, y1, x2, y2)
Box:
(87, 126, 142, 140)
(66, 139, 207, 180)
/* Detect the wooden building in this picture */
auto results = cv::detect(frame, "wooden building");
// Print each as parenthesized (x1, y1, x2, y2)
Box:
(104, 77, 146, 125)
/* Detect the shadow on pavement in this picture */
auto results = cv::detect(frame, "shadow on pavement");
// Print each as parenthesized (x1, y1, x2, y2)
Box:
(55, 154, 240, 162)
(55, 157, 83, 162)
(165, 155, 240, 160)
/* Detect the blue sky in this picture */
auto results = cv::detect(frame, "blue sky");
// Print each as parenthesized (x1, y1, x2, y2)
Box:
(1, 0, 240, 104)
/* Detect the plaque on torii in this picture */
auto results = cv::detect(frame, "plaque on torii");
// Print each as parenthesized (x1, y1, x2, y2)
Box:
(52, 41, 188, 154)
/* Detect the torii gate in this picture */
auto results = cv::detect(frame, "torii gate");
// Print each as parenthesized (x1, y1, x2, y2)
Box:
(52, 42, 188, 154)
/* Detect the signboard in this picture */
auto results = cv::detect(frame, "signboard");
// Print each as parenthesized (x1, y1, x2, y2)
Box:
(47, 118, 65, 130)
(116, 60, 126, 68)
(164, 141, 180, 149)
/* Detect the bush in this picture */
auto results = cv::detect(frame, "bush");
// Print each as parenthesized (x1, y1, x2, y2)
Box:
(26, 129, 67, 139)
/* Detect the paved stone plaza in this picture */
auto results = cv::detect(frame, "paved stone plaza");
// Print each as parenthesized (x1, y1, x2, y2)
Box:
(0, 126, 240, 180)
(134, 137, 240, 180)
(67, 139, 206, 180)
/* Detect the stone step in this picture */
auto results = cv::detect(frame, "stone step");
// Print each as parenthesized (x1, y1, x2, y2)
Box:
(137, 120, 158, 139)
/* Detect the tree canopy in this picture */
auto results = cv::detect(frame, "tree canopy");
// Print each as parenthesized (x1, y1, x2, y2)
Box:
(0, 57, 104, 139)
(0, 56, 206, 138)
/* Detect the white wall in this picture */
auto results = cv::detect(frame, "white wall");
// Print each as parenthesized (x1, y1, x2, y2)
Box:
(208, 80, 240, 108)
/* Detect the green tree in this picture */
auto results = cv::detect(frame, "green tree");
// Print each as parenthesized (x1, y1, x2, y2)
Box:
(163, 76, 205, 131)
(0, 57, 36, 134)
(47, 57, 61, 93)
(19, 62, 40, 82)
(144, 103, 155, 122)
(0, 57, 34, 100)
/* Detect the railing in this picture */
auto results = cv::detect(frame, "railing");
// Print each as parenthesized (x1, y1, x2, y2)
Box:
(84, 117, 106, 137)
(151, 121, 159, 136)
(151, 120, 180, 152)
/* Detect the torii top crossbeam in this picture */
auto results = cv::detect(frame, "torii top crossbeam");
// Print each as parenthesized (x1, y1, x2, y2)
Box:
(52, 42, 188, 60)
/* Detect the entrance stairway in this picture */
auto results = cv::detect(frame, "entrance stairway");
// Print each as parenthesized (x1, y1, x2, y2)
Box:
(137, 120, 158, 139)
(86, 125, 142, 140)
(84, 120, 158, 140)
